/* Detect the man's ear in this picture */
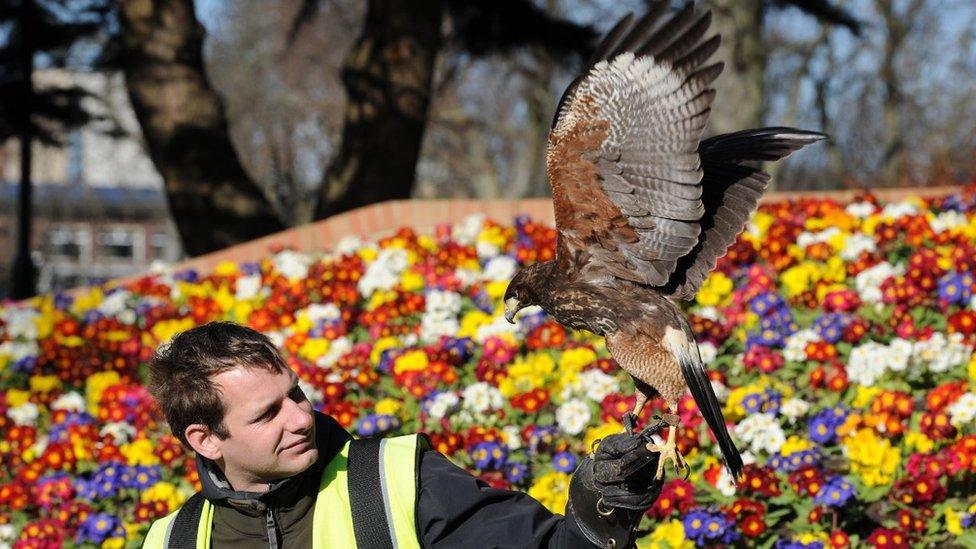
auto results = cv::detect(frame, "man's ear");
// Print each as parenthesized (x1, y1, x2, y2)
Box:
(185, 424, 222, 460)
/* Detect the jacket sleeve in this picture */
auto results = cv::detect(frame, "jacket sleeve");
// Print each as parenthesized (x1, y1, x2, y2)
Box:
(415, 450, 599, 548)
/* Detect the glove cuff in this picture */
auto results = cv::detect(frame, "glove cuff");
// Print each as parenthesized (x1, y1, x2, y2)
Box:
(567, 455, 645, 548)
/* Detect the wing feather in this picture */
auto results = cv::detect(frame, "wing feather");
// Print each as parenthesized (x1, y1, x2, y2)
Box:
(655, 128, 827, 299)
(548, 5, 722, 285)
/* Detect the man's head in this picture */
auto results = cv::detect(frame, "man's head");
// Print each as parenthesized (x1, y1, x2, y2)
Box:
(148, 321, 317, 492)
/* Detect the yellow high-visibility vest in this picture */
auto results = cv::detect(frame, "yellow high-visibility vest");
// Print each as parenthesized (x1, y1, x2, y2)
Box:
(142, 435, 423, 549)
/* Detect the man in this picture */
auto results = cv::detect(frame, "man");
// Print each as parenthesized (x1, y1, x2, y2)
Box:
(143, 322, 666, 548)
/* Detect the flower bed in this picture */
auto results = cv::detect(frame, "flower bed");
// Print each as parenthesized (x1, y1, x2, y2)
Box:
(3, 189, 976, 548)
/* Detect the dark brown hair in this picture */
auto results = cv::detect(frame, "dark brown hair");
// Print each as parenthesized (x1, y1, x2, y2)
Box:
(148, 321, 288, 446)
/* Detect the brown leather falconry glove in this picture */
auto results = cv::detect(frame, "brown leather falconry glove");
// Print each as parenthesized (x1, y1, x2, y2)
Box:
(566, 420, 667, 548)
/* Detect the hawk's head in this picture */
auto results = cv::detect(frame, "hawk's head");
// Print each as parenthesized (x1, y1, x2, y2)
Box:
(504, 263, 549, 324)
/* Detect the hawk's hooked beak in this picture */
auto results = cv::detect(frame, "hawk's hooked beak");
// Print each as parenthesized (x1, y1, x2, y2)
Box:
(504, 297, 519, 324)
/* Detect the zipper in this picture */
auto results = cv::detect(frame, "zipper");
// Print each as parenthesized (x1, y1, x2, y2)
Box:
(265, 505, 279, 549)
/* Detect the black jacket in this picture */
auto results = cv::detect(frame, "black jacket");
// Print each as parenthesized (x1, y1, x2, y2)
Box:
(196, 412, 599, 548)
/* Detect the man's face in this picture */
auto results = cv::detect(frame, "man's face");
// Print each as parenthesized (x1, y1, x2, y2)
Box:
(210, 366, 317, 492)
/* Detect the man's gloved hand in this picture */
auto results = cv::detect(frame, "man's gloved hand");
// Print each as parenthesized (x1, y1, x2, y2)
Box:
(566, 420, 667, 548)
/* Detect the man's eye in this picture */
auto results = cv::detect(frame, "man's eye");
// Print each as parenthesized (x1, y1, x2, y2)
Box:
(289, 386, 307, 402)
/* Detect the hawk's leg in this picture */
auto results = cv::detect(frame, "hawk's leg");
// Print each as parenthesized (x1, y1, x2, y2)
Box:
(645, 407, 686, 480)
(623, 389, 650, 434)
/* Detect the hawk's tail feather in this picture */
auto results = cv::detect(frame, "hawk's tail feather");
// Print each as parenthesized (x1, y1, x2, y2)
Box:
(678, 355, 743, 483)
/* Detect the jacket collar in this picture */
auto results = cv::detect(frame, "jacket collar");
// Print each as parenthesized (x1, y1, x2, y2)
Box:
(196, 411, 351, 516)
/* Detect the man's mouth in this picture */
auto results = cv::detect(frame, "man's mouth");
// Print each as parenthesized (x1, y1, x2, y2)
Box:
(282, 438, 312, 453)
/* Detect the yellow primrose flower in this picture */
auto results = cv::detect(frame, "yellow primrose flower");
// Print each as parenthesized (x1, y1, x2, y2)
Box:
(559, 348, 597, 371)
(417, 235, 438, 252)
(486, 280, 509, 301)
(71, 287, 104, 315)
(393, 350, 428, 375)
(150, 318, 196, 345)
(375, 398, 402, 417)
(527, 471, 570, 514)
(293, 313, 314, 335)
(140, 481, 186, 511)
(29, 375, 61, 394)
(6, 389, 30, 407)
(367, 290, 398, 311)
(904, 431, 934, 454)
(751, 211, 775, 237)
(34, 309, 55, 339)
(459, 310, 492, 339)
(370, 337, 400, 365)
(946, 508, 964, 536)
(696, 272, 734, 307)
(968, 353, 976, 385)
(640, 519, 694, 549)
(213, 285, 236, 313)
(798, 532, 830, 545)
(853, 386, 883, 409)
(826, 230, 849, 252)
(231, 302, 254, 323)
(780, 436, 814, 456)
(478, 226, 510, 250)
(86, 370, 121, 414)
(298, 338, 330, 362)
(781, 263, 816, 297)
(401, 271, 425, 292)
(358, 246, 378, 262)
(213, 261, 239, 276)
(121, 438, 159, 466)
(843, 428, 901, 487)
(101, 536, 125, 548)
(585, 421, 624, 452)
(499, 353, 555, 397)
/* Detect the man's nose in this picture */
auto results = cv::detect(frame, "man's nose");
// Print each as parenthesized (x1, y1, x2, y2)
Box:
(285, 398, 314, 432)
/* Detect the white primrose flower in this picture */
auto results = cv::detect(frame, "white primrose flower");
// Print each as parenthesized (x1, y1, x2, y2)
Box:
(734, 413, 784, 455)
(334, 235, 366, 256)
(698, 341, 718, 365)
(780, 398, 811, 423)
(502, 425, 523, 450)
(272, 250, 312, 281)
(100, 421, 137, 443)
(840, 233, 877, 261)
(948, 393, 976, 426)
(427, 392, 460, 420)
(1, 307, 40, 339)
(8, 402, 40, 426)
(97, 289, 130, 317)
(784, 329, 819, 362)
(844, 201, 876, 218)
(556, 399, 592, 436)
(930, 210, 968, 234)
(235, 274, 264, 300)
(358, 248, 409, 297)
(462, 382, 505, 413)
(482, 256, 518, 283)
(847, 341, 889, 386)
(855, 261, 903, 304)
(304, 303, 343, 323)
(454, 214, 486, 246)
(881, 201, 919, 219)
(51, 391, 86, 412)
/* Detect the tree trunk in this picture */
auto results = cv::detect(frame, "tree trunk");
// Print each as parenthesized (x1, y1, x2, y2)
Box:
(314, 0, 443, 220)
(10, 0, 37, 299)
(708, 0, 766, 135)
(117, 0, 284, 257)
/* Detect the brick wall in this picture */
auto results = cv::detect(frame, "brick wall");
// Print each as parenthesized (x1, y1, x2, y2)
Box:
(118, 185, 960, 286)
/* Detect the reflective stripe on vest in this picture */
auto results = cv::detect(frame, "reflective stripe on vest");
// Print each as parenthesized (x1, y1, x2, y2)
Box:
(141, 434, 421, 549)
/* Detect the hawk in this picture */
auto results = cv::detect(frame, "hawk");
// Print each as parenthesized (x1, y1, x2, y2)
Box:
(503, 2, 825, 482)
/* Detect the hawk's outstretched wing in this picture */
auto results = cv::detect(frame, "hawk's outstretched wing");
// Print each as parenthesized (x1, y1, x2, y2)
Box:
(656, 128, 826, 299)
(547, 2, 719, 285)
(547, 4, 826, 292)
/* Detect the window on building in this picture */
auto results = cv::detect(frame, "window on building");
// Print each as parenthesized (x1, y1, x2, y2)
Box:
(46, 227, 88, 261)
(98, 228, 136, 261)
(150, 231, 170, 261)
